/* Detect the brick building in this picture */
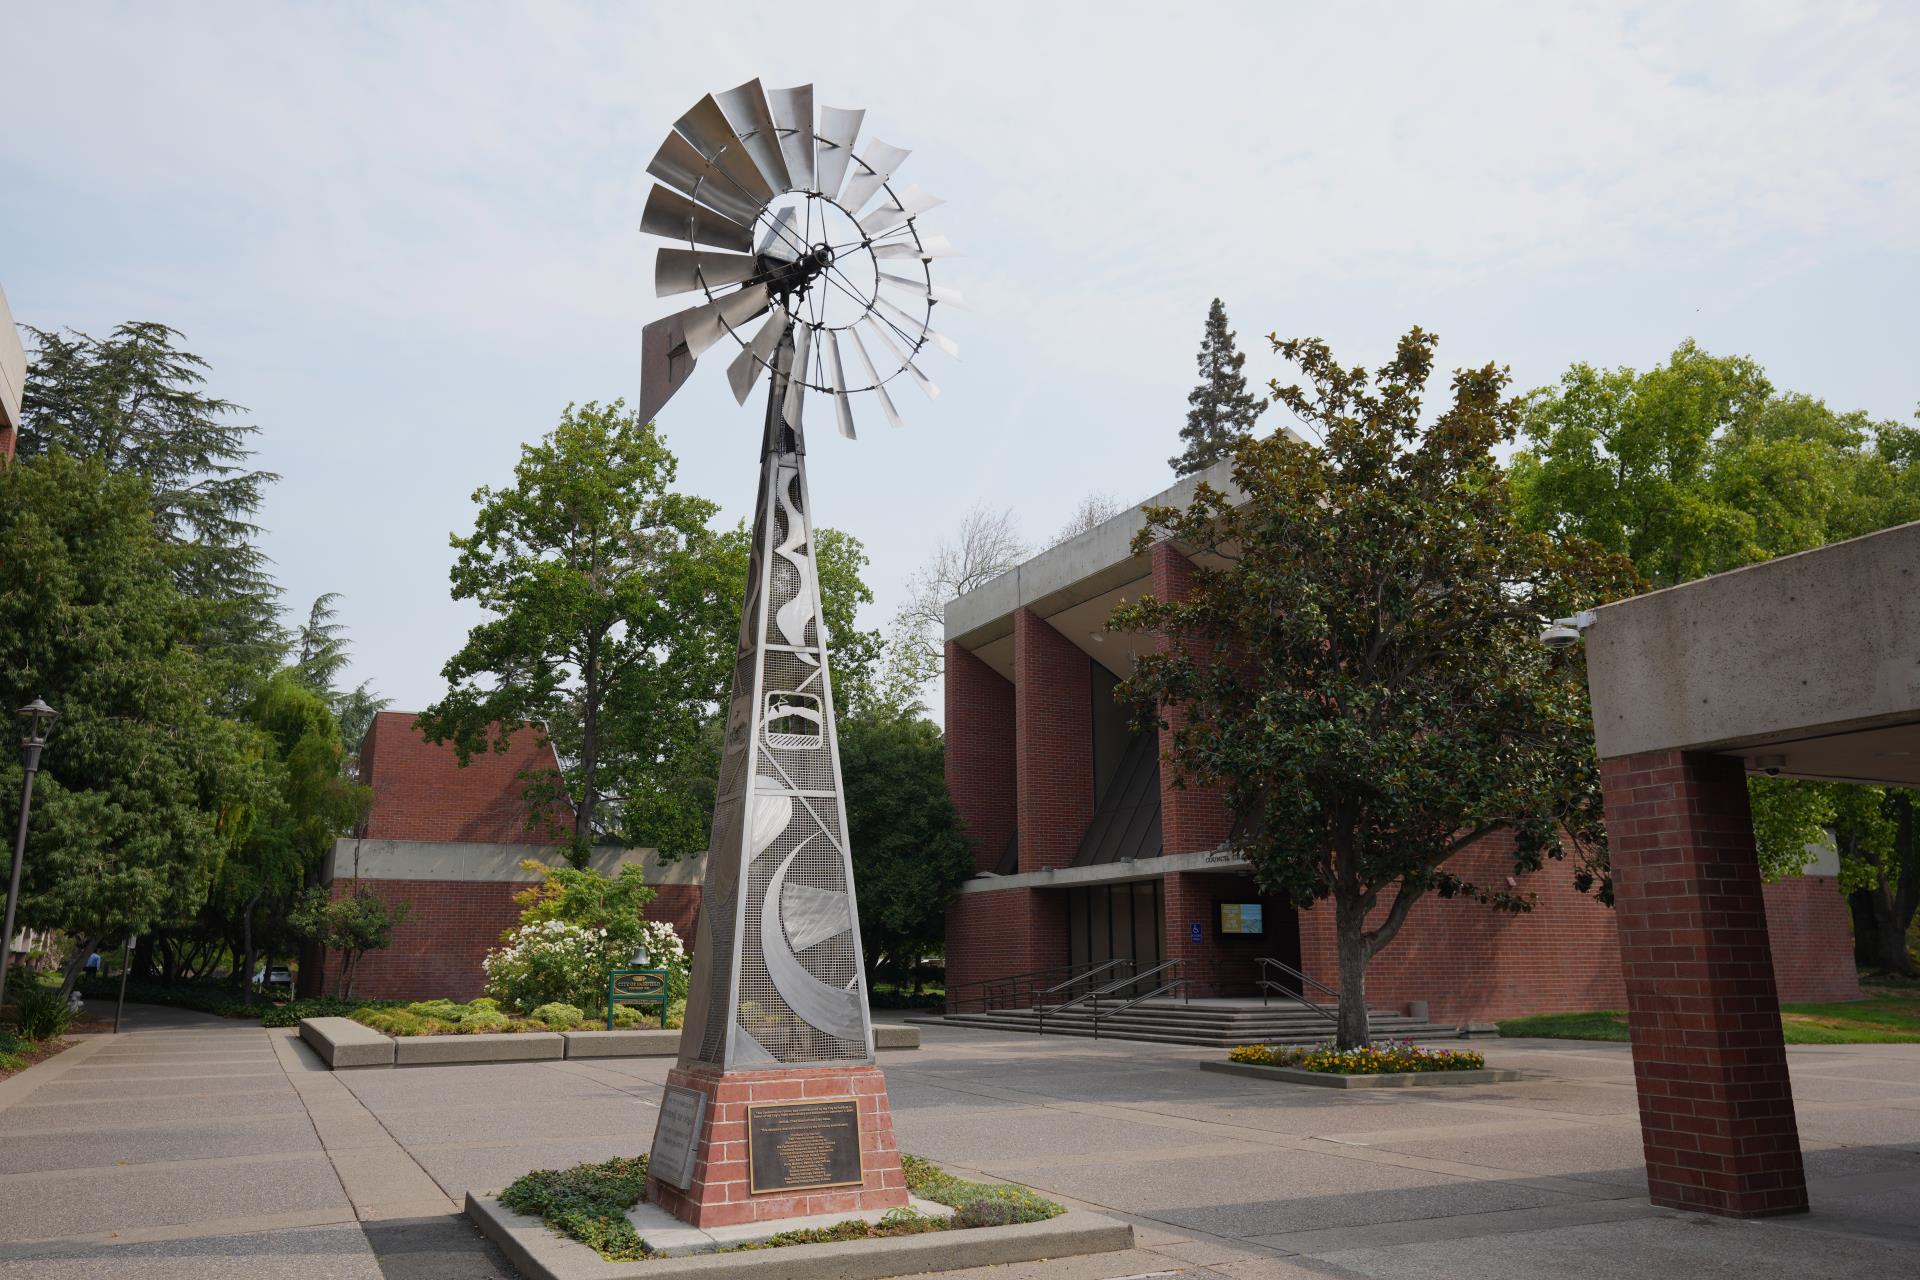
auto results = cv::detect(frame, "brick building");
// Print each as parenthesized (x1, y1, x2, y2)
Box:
(300, 711, 704, 1000)
(941, 461, 1858, 1023)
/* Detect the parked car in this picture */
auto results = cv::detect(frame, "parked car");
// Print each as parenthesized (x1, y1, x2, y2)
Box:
(252, 965, 294, 988)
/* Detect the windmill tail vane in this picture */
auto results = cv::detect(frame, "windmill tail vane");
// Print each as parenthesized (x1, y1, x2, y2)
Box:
(637, 78, 959, 440)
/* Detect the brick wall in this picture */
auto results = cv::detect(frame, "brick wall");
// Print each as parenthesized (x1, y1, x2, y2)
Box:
(1165, 873, 1293, 997)
(943, 887, 1067, 1010)
(1150, 545, 1235, 853)
(1013, 608, 1094, 871)
(944, 641, 1017, 872)
(1296, 834, 1627, 1023)
(307, 877, 702, 1002)
(1761, 874, 1860, 1003)
(359, 711, 571, 844)
(1600, 748, 1806, 1218)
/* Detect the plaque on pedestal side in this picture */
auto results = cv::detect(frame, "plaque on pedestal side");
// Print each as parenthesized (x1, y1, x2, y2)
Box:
(649, 1085, 707, 1190)
(746, 1098, 864, 1193)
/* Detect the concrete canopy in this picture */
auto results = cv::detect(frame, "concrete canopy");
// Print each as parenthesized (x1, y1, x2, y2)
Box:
(1586, 519, 1920, 783)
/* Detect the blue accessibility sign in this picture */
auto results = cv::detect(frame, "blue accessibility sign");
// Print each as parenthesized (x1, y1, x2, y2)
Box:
(1189, 922, 1203, 944)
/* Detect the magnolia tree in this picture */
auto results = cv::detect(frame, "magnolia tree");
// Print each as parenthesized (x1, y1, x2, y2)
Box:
(482, 862, 689, 1018)
(1114, 328, 1636, 1048)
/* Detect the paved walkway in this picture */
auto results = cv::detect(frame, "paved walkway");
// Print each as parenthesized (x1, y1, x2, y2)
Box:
(1, 1008, 1917, 1278)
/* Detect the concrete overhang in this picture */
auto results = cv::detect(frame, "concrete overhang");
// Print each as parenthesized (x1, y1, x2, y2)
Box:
(943, 458, 1245, 680)
(956, 848, 1254, 895)
(0, 284, 25, 431)
(324, 839, 708, 885)
(1585, 519, 1920, 786)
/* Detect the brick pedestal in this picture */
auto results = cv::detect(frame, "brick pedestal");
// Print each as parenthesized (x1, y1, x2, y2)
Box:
(1600, 749, 1808, 1218)
(645, 1064, 908, 1228)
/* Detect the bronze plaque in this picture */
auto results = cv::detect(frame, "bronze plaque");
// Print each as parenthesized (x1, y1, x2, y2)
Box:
(746, 1098, 864, 1194)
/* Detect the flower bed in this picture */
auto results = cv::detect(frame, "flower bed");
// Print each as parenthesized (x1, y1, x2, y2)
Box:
(1227, 1039, 1486, 1074)
(499, 1152, 1064, 1262)
(348, 998, 684, 1037)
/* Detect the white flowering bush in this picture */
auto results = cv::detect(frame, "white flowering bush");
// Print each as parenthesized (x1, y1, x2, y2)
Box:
(483, 920, 610, 1015)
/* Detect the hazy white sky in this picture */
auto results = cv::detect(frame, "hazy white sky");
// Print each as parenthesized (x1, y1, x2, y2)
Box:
(5, 2, 1916, 714)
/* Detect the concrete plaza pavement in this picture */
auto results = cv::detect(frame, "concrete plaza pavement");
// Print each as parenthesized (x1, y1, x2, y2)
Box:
(1, 1008, 1917, 1278)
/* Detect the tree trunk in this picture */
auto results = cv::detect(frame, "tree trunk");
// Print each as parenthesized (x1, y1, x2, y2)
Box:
(1333, 897, 1371, 1049)
(574, 635, 602, 868)
(241, 891, 261, 1008)
(57, 938, 100, 1001)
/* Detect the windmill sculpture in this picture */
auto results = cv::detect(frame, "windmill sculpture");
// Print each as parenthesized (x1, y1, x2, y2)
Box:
(635, 80, 955, 1228)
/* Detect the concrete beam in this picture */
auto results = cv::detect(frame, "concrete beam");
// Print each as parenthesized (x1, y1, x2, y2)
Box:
(1585, 520, 1920, 761)
(323, 839, 706, 886)
(944, 458, 1243, 646)
(955, 847, 1250, 895)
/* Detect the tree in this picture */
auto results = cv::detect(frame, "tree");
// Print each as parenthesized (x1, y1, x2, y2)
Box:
(1114, 328, 1636, 1047)
(17, 323, 283, 680)
(618, 522, 880, 856)
(1169, 298, 1266, 477)
(1513, 341, 1920, 970)
(1051, 491, 1124, 546)
(215, 674, 371, 1004)
(289, 887, 411, 998)
(879, 503, 1029, 711)
(838, 711, 974, 990)
(291, 592, 390, 756)
(0, 450, 265, 997)
(418, 401, 722, 862)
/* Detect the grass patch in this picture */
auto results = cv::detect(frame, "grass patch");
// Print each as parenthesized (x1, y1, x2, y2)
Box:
(1500, 989, 1920, 1045)
(501, 1154, 654, 1261)
(500, 1152, 1063, 1262)
(1227, 1040, 1489, 1073)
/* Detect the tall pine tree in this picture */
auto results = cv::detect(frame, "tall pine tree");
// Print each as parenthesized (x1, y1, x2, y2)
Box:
(1170, 298, 1266, 476)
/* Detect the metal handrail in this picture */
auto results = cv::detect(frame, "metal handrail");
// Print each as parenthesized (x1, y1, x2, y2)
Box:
(1255, 957, 1339, 1023)
(1037, 959, 1185, 1036)
(1029, 958, 1134, 1007)
(1091, 978, 1190, 1039)
(947, 960, 1113, 1014)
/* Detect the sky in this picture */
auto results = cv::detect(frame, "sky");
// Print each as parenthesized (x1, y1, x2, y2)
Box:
(5, 2, 1916, 716)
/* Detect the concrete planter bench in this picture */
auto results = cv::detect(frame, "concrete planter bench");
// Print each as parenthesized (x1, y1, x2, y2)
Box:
(394, 1030, 564, 1067)
(468, 1191, 1134, 1280)
(302, 1019, 921, 1070)
(299, 1016, 395, 1069)
(561, 1029, 680, 1059)
(1200, 1059, 1525, 1089)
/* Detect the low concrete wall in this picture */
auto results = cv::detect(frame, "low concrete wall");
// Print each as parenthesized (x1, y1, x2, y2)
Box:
(393, 1031, 564, 1067)
(560, 1029, 680, 1058)
(298, 1017, 395, 1069)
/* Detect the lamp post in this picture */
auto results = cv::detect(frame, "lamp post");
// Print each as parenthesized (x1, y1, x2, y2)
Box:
(0, 698, 57, 1014)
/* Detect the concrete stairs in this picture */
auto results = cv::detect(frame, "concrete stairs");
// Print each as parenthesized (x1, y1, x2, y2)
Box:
(914, 1001, 1457, 1048)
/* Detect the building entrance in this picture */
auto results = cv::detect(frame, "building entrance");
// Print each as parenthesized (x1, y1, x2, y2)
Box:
(1065, 881, 1164, 992)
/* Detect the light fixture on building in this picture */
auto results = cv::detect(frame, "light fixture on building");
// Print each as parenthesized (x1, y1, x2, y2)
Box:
(1538, 610, 1597, 650)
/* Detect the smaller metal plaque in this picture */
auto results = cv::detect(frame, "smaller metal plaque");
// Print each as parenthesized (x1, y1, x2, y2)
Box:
(747, 1098, 864, 1194)
(649, 1085, 707, 1190)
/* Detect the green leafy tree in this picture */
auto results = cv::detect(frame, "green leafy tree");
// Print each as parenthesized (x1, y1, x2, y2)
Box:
(620, 521, 881, 856)
(289, 887, 411, 998)
(418, 401, 724, 863)
(217, 674, 372, 1004)
(291, 592, 390, 756)
(0, 450, 264, 997)
(1170, 298, 1266, 477)
(838, 711, 974, 990)
(1115, 328, 1636, 1047)
(17, 323, 284, 681)
(1512, 341, 1920, 968)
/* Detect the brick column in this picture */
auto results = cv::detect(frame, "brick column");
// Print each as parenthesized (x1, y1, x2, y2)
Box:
(944, 886, 1067, 1010)
(1151, 544, 1233, 853)
(1600, 749, 1807, 1218)
(1013, 608, 1093, 871)
(944, 641, 1016, 873)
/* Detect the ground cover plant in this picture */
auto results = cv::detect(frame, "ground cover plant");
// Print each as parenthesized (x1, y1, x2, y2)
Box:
(1498, 988, 1920, 1045)
(499, 1151, 1063, 1262)
(1228, 1040, 1487, 1074)
(344, 996, 684, 1036)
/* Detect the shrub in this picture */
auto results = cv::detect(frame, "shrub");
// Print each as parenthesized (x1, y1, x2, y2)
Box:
(262, 996, 399, 1028)
(500, 1155, 652, 1262)
(454, 1010, 513, 1034)
(1228, 1040, 1486, 1074)
(953, 1198, 1024, 1229)
(530, 1002, 584, 1030)
(76, 975, 258, 1021)
(901, 1155, 1062, 1224)
(11, 983, 73, 1039)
